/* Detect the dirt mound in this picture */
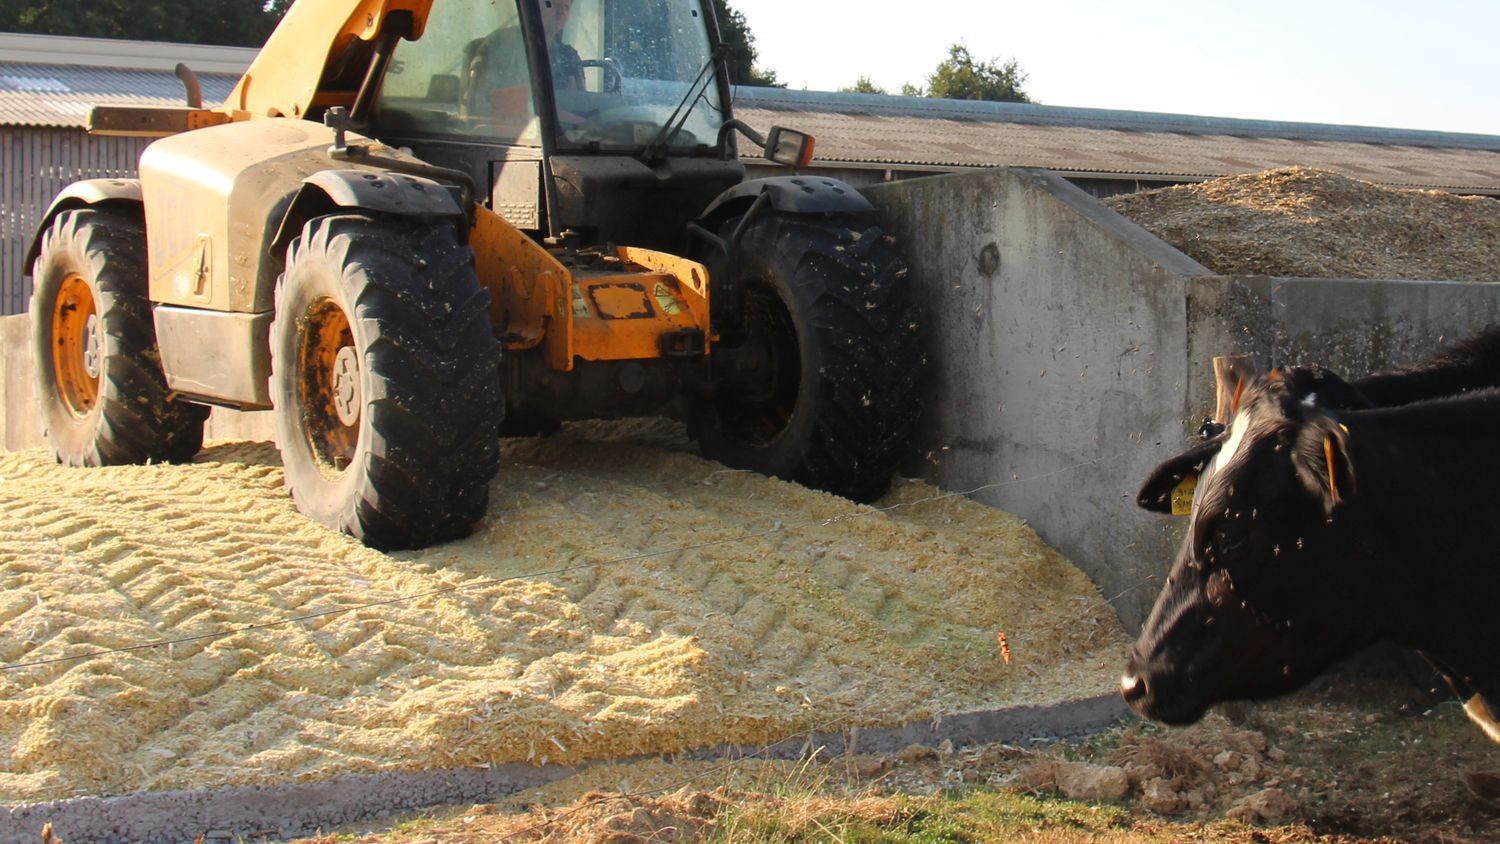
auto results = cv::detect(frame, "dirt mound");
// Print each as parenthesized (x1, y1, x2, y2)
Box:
(1106, 722, 1279, 816)
(501, 787, 729, 843)
(1105, 167, 1500, 281)
(0, 420, 1126, 803)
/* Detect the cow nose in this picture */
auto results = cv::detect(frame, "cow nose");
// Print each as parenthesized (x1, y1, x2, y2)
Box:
(1120, 672, 1147, 704)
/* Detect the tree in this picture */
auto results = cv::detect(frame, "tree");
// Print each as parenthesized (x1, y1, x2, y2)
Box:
(839, 76, 887, 95)
(711, 0, 782, 87)
(925, 44, 1032, 103)
(0, 0, 292, 47)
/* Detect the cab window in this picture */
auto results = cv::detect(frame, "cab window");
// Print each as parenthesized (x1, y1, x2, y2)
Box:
(373, 0, 544, 146)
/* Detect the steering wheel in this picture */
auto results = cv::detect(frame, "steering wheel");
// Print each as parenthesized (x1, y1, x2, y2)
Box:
(579, 58, 624, 93)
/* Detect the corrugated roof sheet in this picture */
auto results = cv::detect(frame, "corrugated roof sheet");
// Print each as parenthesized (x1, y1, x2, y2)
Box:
(730, 88, 1500, 195)
(733, 88, 1500, 152)
(0, 32, 259, 75)
(0, 63, 239, 127)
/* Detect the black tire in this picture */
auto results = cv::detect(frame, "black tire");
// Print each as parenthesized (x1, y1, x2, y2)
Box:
(270, 215, 503, 550)
(696, 212, 924, 502)
(29, 207, 207, 467)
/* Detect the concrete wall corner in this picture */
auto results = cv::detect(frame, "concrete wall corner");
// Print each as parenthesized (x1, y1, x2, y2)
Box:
(862, 166, 1500, 633)
(863, 168, 1207, 630)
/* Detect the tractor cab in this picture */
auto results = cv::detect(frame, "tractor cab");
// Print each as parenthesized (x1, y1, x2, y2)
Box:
(371, 0, 742, 247)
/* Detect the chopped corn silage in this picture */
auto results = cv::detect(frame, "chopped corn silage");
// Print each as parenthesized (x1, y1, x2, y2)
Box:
(1105, 166, 1500, 281)
(0, 419, 1126, 803)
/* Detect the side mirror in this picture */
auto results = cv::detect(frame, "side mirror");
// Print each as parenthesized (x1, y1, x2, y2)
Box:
(764, 126, 816, 168)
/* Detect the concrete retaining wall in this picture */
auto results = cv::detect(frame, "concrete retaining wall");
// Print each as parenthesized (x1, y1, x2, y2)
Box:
(863, 168, 1500, 629)
(5, 167, 1500, 631)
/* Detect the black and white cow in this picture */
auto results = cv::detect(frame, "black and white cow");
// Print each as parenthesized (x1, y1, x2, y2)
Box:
(1123, 328, 1500, 741)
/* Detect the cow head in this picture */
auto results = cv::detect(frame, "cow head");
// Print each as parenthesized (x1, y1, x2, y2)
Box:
(1122, 371, 1377, 725)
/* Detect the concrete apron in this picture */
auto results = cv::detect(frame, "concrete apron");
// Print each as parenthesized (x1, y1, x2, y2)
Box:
(1, 695, 1127, 844)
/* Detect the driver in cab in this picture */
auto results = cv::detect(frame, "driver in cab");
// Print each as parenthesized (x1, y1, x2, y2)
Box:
(464, 0, 583, 136)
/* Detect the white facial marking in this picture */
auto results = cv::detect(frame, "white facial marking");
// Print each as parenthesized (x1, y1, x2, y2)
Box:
(1301, 392, 1318, 407)
(1218, 409, 1251, 468)
(1120, 674, 1138, 693)
(1192, 409, 1250, 519)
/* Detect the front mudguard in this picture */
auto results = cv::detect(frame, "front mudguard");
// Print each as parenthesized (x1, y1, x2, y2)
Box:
(270, 169, 468, 259)
(697, 175, 875, 233)
(694, 176, 879, 334)
(24, 179, 144, 272)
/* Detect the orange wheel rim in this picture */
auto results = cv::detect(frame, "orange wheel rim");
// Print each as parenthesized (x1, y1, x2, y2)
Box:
(51, 272, 101, 417)
(299, 298, 360, 477)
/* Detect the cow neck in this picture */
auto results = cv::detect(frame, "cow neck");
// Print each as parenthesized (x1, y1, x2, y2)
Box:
(1336, 403, 1500, 663)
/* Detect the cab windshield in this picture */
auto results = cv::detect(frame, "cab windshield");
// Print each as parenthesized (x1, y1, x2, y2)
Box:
(372, 0, 725, 152)
(546, 0, 724, 151)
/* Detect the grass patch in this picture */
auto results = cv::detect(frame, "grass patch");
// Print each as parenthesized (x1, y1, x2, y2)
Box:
(710, 788, 1132, 843)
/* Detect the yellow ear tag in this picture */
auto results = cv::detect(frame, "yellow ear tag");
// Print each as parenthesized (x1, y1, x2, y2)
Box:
(1170, 475, 1198, 516)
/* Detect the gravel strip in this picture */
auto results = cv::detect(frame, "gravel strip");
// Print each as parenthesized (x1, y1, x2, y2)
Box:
(1, 695, 1126, 844)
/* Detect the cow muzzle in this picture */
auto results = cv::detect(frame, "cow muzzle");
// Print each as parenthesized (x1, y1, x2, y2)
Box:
(1120, 650, 1214, 726)
(1119, 671, 1148, 705)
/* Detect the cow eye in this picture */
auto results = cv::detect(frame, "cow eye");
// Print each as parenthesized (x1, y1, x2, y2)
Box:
(1211, 519, 1249, 557)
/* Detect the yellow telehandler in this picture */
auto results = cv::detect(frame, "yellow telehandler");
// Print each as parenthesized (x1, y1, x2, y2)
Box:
(25, 0, 923, 549)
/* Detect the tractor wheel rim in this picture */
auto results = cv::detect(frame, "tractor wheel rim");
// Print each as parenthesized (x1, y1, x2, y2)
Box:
(82, 313, 102, 379)
(52, 272, 101, 417)
(300, 298, 360, 476)
(332, 345, 362, 426)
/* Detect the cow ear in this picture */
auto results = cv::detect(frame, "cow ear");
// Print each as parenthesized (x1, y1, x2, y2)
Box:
(1293, 415, 1356, 513)
(1137, 439, 1223, 514)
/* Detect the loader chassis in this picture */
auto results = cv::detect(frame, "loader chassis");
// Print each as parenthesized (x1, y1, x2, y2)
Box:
(26, 0, 924, 549)
(138, 119, 436, 407)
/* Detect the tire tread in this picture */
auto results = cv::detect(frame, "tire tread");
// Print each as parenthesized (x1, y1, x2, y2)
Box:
(30, 207, 207, 468)
(271, 214, 502, 550)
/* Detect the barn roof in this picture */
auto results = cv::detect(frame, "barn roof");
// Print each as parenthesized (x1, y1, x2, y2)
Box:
(0, 64, 241, 128)
(0, 33, 248, 128)
(3, 32, 1499, 194)
(730, 87, 1500, 195)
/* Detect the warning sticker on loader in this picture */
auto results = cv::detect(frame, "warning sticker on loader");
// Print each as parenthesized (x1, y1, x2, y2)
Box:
(653, 283, 682, 315)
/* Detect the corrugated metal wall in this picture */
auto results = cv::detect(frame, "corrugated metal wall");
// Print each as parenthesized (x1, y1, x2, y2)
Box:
(1, 127, 149, 315)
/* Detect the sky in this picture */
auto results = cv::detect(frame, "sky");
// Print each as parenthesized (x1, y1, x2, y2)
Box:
(728, 0, 1500, 136)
